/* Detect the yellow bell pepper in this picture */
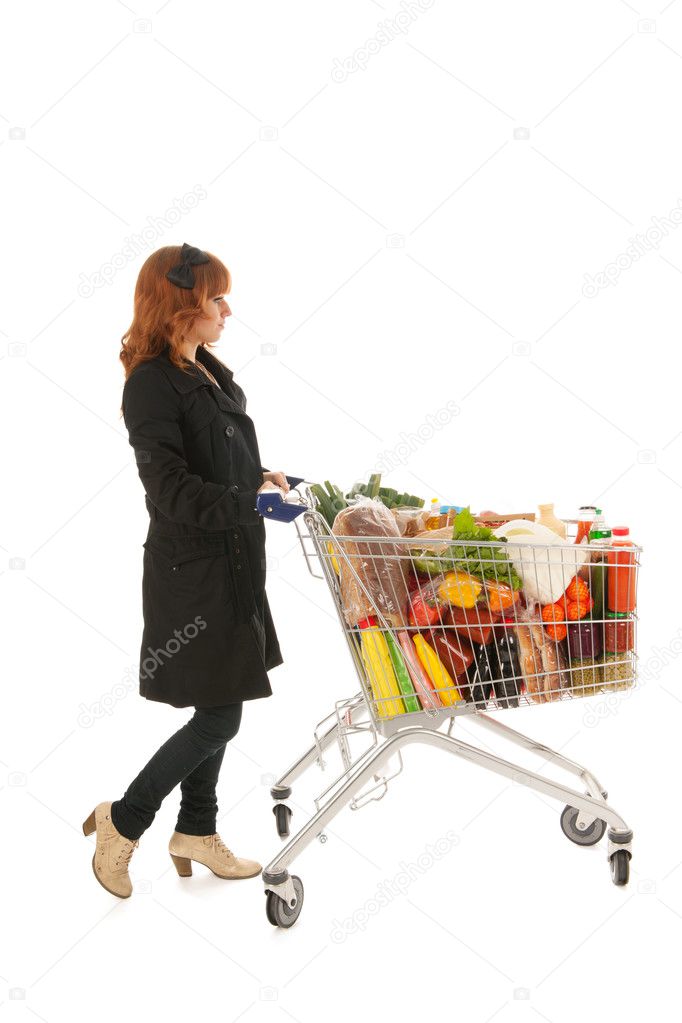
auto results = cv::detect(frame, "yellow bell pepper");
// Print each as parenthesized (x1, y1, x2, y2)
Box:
(436, 571, 482, 608)
(413, 634, 462, 707)
(360, 627, 406, 719)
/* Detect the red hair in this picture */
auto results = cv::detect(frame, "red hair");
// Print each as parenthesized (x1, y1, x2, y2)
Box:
(118, 245, 231, 412)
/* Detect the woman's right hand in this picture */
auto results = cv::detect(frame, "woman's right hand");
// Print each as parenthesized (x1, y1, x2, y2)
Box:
(257, 481, 285, 496)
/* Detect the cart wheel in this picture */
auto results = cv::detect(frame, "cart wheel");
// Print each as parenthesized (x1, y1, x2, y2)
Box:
(264, 888, 278, 926)
(560, 804, 607, 847)
(610, 850, 630, 886)
(273, 803, 292, 838)
(265, 875, 304, 928)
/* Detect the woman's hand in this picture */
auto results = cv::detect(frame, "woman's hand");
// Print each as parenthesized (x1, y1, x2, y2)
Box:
(261, 471, 290, 493)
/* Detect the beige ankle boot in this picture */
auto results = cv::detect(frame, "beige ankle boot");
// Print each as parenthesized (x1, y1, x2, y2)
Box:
(82, 801, 139, 898)
(168, 831, 262, 880)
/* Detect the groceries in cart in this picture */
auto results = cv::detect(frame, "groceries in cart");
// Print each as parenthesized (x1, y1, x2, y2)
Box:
(309, 480, 640, 720)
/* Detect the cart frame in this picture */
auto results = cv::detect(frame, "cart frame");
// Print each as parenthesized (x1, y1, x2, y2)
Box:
(261, 497, 636, 926)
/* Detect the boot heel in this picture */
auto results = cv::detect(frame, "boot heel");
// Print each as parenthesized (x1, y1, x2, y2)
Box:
(82, 810, 96, 836)
(171, 854, 192, 877)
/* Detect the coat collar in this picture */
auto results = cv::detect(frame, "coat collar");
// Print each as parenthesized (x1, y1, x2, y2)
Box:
(157, 343, 247, 414)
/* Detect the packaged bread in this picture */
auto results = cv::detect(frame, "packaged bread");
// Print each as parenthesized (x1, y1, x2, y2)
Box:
(332, 499, 410, 627)
(391, 506, 430, 537)
(514, 605, 568, 702)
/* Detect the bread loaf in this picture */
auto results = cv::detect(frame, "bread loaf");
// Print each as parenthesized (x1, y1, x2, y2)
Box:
(332, 500, 410, 627)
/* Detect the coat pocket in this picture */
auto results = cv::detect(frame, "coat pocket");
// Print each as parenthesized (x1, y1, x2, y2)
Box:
(143, 535, 235, 612)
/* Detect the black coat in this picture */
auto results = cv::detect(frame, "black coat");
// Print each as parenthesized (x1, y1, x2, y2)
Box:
(122, 342, 283, 708)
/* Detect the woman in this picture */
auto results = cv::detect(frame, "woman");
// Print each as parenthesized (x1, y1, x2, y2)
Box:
(82, 242, 288, 898)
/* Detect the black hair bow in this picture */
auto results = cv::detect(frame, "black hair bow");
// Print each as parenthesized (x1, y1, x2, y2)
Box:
(165, 242, 210, 289)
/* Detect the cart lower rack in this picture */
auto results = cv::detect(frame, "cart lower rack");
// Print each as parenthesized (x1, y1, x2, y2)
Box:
(262, 494, 640, 928)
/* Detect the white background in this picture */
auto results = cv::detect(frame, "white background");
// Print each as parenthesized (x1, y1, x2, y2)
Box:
(1, 0, 679, 1019)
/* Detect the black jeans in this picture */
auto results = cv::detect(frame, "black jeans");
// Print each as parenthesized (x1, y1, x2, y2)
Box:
(110, 703, 243, 842)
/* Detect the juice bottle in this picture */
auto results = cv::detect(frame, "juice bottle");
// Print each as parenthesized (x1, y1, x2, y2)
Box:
(426, 498, 443, 530)
(537, 503, 567, 539)
(575, 505, 598, 544)
(607, 527, 637, 613)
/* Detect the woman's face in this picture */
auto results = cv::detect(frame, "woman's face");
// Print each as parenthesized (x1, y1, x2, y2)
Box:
(192, 292, 232, 344)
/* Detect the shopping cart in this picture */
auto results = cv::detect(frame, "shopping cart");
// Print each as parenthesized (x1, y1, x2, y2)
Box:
(261, 491, 641, 928)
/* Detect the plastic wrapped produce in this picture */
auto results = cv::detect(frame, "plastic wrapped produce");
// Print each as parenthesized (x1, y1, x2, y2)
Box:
(332, 498, 410, 627)
(493, 520, 590, 605)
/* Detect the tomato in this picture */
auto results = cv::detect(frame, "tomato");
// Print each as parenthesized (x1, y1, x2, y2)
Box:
(408, 590, 440, 628)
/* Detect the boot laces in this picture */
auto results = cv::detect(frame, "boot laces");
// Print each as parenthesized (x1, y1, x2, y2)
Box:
(116, 838, 139, 867)
(214, 834, 234, 860)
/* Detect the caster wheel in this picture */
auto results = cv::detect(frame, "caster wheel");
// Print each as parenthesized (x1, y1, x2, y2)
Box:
(273, 803, 292, 838)
(265, 875, 304, 928)
(560, 804, 607, 847)
(265, 888, 278, 926)
(610, 849, 630, 886)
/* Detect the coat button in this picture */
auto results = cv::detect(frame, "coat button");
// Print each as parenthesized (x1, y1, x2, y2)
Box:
(235, 547, 240, 554)
(232, 533, 238, 540)
(229, 484, 239, 494)
(236, 564, 242, 571)
(225, 425, 234, 437)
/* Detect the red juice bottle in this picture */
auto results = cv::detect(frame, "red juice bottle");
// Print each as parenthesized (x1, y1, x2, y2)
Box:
(607, 527, 637, 613)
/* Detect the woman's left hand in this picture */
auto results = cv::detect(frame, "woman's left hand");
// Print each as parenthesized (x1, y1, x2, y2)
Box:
(262, 471, 290, 493)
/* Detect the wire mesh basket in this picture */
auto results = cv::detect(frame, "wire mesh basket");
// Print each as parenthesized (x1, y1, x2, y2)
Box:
(297, 497, 641, 732)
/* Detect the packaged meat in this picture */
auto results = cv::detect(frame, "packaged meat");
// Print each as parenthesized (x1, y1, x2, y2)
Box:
(397, 630, 441, 711)
(431, 629, 475, 679)
(443, 604, 501, 645)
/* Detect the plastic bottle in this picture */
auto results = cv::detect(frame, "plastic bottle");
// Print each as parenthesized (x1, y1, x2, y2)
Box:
(537, 503, 567, 539)
(426, 498, 443, 530)
(607, 527, 637, 613)
(575, 506, 598, 545)
(588, 525, 611, 624)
